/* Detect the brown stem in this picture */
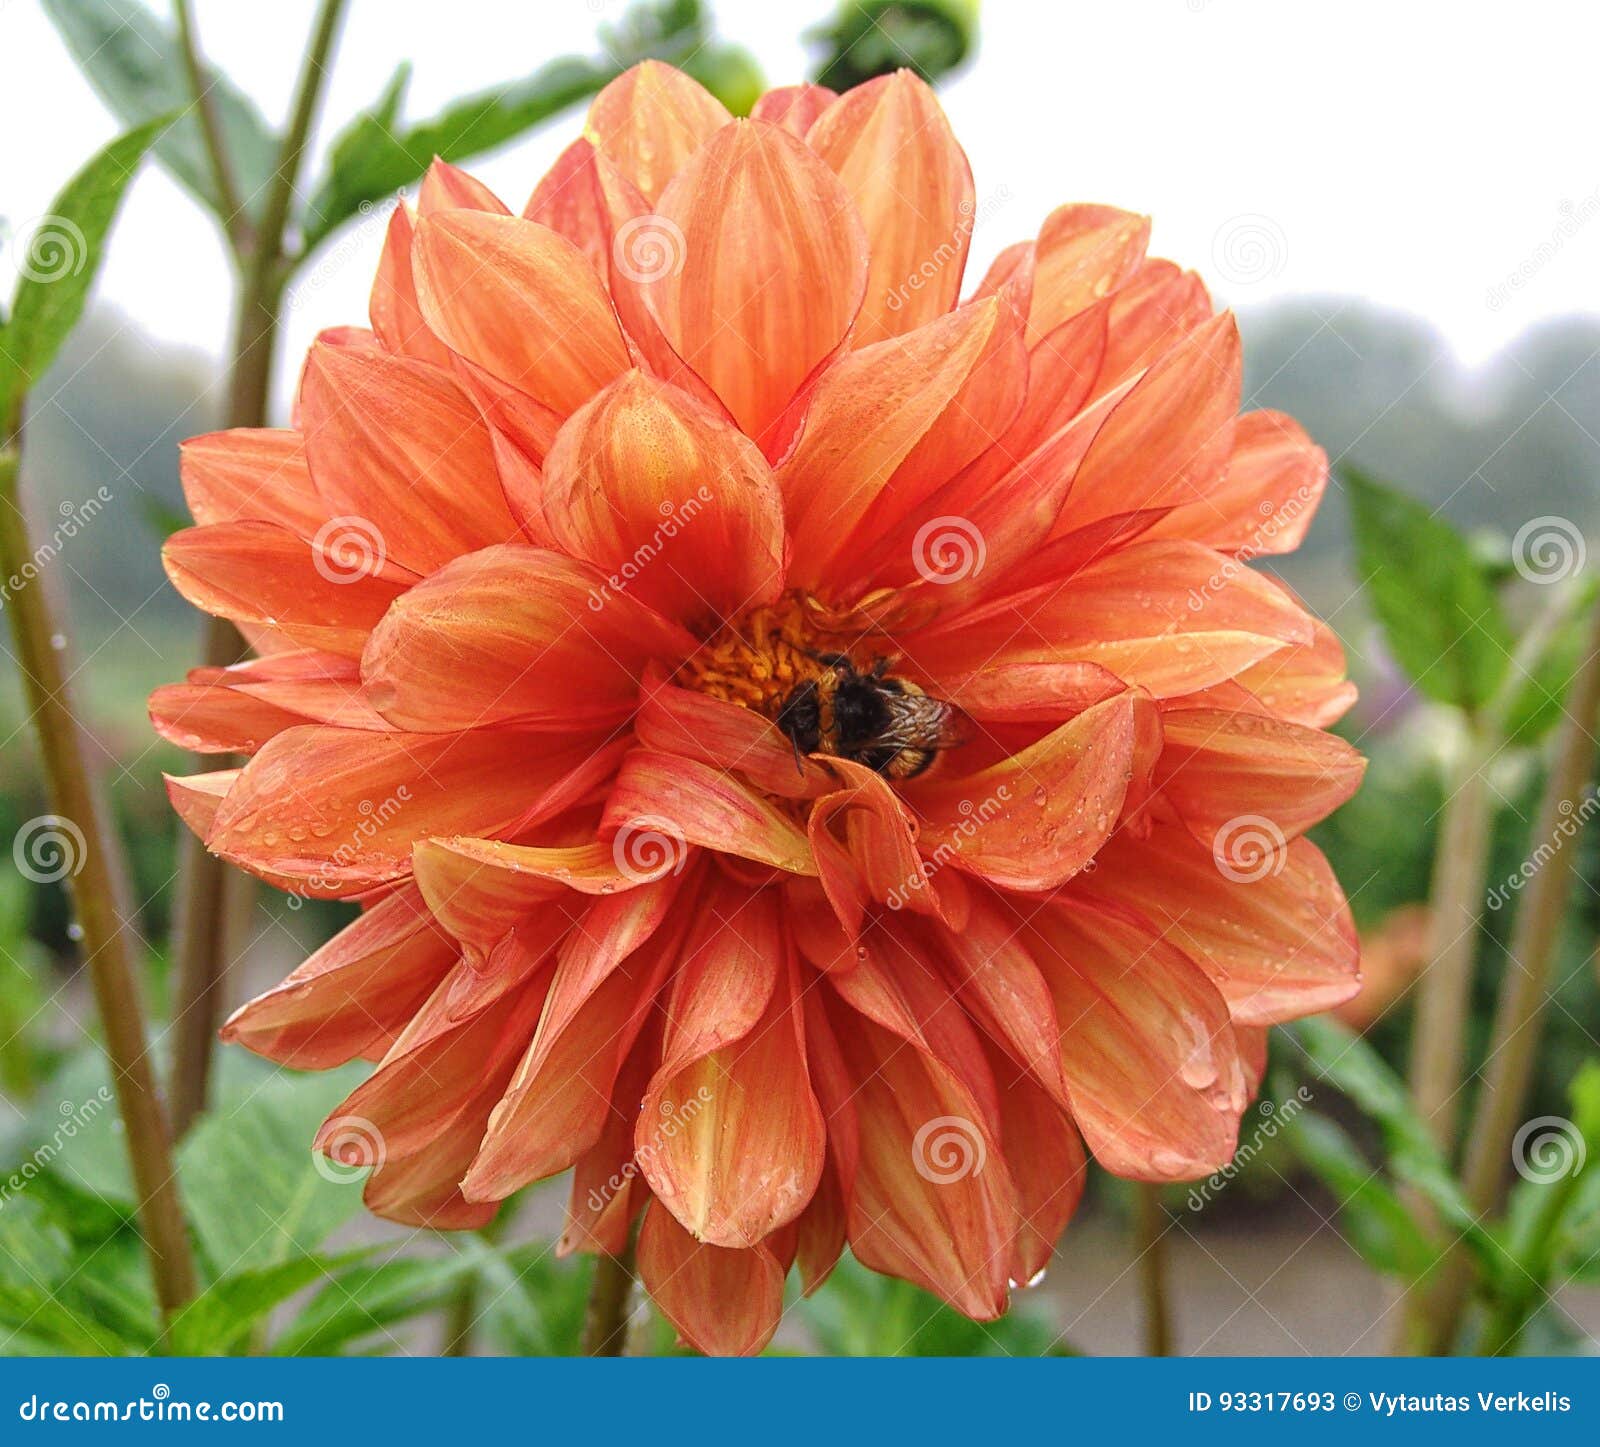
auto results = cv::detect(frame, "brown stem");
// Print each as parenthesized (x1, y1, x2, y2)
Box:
(1408, 597, 1600, 1354)
(166, 0, 346, 1133)
(0, 435, 198, 1318)
(1135, 1183, 1173, 1356)
(581, 1244, 637, 1356)
(171, 0, 252, 252)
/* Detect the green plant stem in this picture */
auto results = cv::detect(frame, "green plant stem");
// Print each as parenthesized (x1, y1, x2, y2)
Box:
(1135, 1183, 1173, 1356)
(1409, 596, 1600, 1354)
(171, 0, 250, 253)
(166, 0, 347, 1136)
(0, 433, 198, 1320)
(581, 1244, 637, 1356)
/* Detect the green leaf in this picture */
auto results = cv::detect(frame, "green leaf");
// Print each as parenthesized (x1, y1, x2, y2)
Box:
(272, 1251, 480, 1356)
(0, 115, 169, 431)
(169, 1250, 365, 1356)
(810, 0, 979, 90)
(177, 1061, 370, 1277)
(1285, 1112, 1434, 1279)
(479, 1242, 595, 1356)
(1344, 466, 1515, 712)
(1502, 576, 1600, 748)
(1281, 1017, 1489, 1257)
(40, 0, 277, 225)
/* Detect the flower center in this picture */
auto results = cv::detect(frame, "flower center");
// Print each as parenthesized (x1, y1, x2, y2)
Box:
(677, 592, 961, 781)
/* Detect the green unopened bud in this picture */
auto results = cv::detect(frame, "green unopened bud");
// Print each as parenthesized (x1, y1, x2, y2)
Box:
(809, 0, 980, 91)
(682, 44, 767, 117)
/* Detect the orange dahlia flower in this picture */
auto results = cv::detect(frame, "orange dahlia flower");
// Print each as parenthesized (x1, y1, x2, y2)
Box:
(153, 62, 1364, 1355)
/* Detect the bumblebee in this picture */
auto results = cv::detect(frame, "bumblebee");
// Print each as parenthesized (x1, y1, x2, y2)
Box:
(775, 653, 964, 780)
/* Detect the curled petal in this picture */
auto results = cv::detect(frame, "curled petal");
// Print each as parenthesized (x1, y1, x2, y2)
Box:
(180, 429, 325, 535)
(649, 121, 868, 442)
(412, 211, 630, 414)
(370, 205, 453, 366)
(636, 1200, 784, 1357)
(541, 371, 787, 625)
(807, 71, 975, 345)
(584, 61, 731, 204)
(361, 545, 694, 732)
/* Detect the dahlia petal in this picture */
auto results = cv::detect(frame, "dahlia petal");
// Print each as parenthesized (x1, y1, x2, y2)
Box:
(1095, 258, 1214, 395)
(905, 691, 1143, 891)
(911, 539, 1313, 699)
(362, 1123, 498, 1231)
(219, 884, 454, 1068)
(998, 1068, 1087, 1284)
(541, 371, 787, 625)
(150, 682, 310, 754)
(649, 121, 869, 442)
(934, 660, 1125, 722)
(750, 83, 836, 135)
(831, 1003, 1015, 1320)
(416, 157, 509, 215)
(642, 897, 824, 1247)
(299, 343, 521, 572)
(794, 1158, 849, 1294)
(636, 1200, 785, 1357)
(1226, 618, 1357, 727)
(1146, 409, 1327, 556)
(179, 429, 325, 534)
(461, 904, 678, 1199)
(583, 61, 731, 204)
(801, 984, 859, 1191)
(522, 138, 611, 272)
(932, 892, 1071, 1109)
(781, 296, 1018, 585)
(1238, 1026, 1270, 1096)
(602, 750, 815, 875)
(1056, 313, 1241, 531)
(411, 211, 630, 414)
(317, 969, 545, 1160)
(635, 672, 831, 801)
(1030, 897, 1246, 1180)
(1024, 204, 1151, 345)
(807, 71, 975, 345)
(1075, 826, 1360, 1023)
(1155, 706, 1366, 843)
(208, 725, 619, 890)
(360, 545, 695, 732)
(163, 768, 235, 841)
(830, 924, 1000, 1131)
(163, 521, 412, 658)
(370, 205, 453, 367)
(560, 1028, 660, 1256)
(809, 758, 941, 928)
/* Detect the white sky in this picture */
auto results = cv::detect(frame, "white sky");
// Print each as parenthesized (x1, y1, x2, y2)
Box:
(4, 0, 1598, 407)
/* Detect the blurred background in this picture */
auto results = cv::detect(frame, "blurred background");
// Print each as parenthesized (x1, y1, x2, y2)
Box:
(2, 0, 1598, 1356)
